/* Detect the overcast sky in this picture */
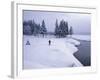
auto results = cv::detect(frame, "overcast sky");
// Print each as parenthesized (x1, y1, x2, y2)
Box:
(23, 10, 91, 35)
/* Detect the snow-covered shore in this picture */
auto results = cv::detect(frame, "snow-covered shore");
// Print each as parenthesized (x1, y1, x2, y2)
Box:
(23, 35, 90, 69)
(71, 35, 91, 41)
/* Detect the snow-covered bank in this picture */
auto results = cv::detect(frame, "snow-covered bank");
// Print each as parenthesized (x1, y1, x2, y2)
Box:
(23, 36, 83, 69)
(66, 38, 80, 46)
(71, 35, 91, 41)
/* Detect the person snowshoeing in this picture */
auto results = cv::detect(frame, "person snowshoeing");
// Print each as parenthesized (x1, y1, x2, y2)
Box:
(49, 40, 51, 46)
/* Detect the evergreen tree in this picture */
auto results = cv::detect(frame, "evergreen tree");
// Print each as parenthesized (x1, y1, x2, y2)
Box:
(28, 20, 34, 35)
(65, 21, 69, 35)
(57, 20, 69, 37)
(37, 24, 41, 34)
(23, 21, 27, 35)
(59, 20, 64, 37)
(23, 21, 32, 35)
(69, 26, 73, 36)
(41, 20, 47, 37)
(55, 19, 59, 37)
(33, 22, 37, 36)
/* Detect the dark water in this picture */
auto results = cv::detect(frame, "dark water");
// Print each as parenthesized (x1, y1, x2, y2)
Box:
(74, 40, 91, 66)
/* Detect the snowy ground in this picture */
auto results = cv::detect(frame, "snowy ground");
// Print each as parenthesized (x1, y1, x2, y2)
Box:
(23, 35, 90, 69)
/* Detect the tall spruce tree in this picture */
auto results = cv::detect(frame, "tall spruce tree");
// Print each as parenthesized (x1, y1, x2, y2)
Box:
(31, 20, 35, 35)
(41, 20, 47, 37)
(55, 19, 59, 36)
(69, 26, 73, 36)
(59, 20, 64, 37)
(65, 21, 69, 35)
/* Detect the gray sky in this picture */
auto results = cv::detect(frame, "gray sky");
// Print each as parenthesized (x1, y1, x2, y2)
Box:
(23, 10, 91, 34)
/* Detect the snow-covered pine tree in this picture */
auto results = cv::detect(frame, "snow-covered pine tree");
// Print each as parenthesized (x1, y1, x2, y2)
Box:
(55, 19, 59, 37)
(23, 21, 32, 35)
(65, 21, 69, 36)
(41, 20, 47, 37)
(59, 20, 69, 37)
(69, 26, 73, 36)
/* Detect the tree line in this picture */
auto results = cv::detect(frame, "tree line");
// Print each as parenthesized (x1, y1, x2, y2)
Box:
(23, 19, 73, 37)
(23, 20, 47, 37)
